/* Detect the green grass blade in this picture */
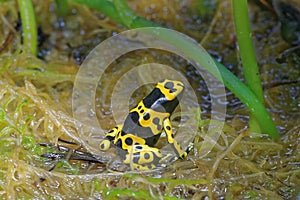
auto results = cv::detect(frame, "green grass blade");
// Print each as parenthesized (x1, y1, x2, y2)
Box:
(17, 0, 37, 55)
(232, 0, 265, 134)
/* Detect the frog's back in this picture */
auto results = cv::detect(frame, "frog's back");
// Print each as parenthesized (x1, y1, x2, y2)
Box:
(122, 79, 184, 146)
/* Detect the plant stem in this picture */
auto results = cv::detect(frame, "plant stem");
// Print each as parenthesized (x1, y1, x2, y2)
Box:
(213, 60, 278, 138)
(17, 0, 37, 56)
(232, 0, 265, 134)
(112, 0, 160, 28)
(70, 0, 123, 24)
(70, 0, 161, 28)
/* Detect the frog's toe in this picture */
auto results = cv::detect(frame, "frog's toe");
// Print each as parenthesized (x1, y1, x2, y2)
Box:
(99, 139, 111, 151)
(185, 142, 194, 154)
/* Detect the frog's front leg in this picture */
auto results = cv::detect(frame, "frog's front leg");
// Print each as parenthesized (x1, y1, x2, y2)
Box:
(99, 125, 122, 151)
(163, 118, 188, 159)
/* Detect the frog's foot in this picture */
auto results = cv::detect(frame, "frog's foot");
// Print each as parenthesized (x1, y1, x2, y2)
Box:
(99, 139, 112, 151)
(99, 125, 123, 151)
(123, 144, 163, 170)
(170, 140, 190, 159)
(170, 141, 194, 162)
(185, 142, 194, 155)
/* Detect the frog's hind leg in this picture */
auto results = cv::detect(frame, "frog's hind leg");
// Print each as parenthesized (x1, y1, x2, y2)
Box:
(99, 125, 122, 151)
(124, 145, 164, 170)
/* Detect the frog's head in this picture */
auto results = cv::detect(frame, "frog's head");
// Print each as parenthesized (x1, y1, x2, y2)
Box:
(142, 79, 185, 113)
(145, 79, 184, 113)
(156, 79, 184, 101)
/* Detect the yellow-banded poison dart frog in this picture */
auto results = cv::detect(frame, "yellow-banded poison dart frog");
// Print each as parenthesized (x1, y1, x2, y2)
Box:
(99, 79, 192, 170)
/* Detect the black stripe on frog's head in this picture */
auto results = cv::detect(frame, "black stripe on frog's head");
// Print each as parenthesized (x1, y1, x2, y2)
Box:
(142, 79, 184, 113)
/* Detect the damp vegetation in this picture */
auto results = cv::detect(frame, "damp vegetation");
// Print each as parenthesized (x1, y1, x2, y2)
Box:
(0, 0, 299, 199)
